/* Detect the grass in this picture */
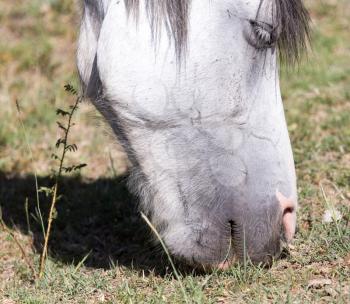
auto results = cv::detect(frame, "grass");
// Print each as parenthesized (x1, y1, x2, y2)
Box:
(0, 0, 349, 303)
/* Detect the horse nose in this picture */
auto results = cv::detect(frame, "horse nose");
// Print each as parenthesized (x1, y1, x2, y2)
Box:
(276, 191, 297, 242)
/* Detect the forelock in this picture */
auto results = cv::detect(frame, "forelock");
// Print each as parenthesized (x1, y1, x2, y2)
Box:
(274, 0, 311, 64)
(124, 0, 191, 62)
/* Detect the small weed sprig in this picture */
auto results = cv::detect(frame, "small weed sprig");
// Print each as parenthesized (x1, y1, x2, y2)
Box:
(38, 84, 86, 278)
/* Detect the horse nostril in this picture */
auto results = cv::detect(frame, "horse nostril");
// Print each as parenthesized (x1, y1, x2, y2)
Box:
(216, 220, 238, 270)
(283, 207, 294, 216)
(276, 191, 297, 242)
(228, 220, 237, 239)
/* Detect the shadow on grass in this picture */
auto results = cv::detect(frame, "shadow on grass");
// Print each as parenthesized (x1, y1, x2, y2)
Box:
(0, 172, 187, 276)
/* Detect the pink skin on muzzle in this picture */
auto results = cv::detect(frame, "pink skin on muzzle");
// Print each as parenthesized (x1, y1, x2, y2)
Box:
(276, 191, 297, 243)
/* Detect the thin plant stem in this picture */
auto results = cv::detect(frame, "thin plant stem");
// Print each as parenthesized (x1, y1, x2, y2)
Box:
(38, 184, 57, 278)
(38, 94, 81, 279)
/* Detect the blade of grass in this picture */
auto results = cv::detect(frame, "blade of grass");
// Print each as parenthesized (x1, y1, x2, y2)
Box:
(24, 197, 32, 234)
(141, 212, 189, 304)
(15, 100, 45, 239)
(320, 183, 343, 239)
(109, 150, 118, 178)
(73, 250, 92, 274)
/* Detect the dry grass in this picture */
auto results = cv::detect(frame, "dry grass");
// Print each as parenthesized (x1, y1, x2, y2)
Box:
(0, 0, 349, 303)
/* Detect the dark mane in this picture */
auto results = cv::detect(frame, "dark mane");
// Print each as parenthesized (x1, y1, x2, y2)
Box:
(274, 0, 311, 64)
(125, 0, 310, 64)
(124, 0, 190, 62)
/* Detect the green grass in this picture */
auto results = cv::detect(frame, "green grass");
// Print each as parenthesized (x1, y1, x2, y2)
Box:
(1, 0, 350, 303)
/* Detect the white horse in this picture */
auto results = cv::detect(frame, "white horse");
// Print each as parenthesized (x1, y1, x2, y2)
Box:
(77, 0, 309, 269)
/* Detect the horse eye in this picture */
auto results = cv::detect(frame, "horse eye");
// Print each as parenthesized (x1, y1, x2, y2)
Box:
(246, 20, 277, 50)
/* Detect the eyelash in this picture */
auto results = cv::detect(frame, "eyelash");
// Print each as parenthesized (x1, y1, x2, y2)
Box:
(249, 20, 277, 49)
